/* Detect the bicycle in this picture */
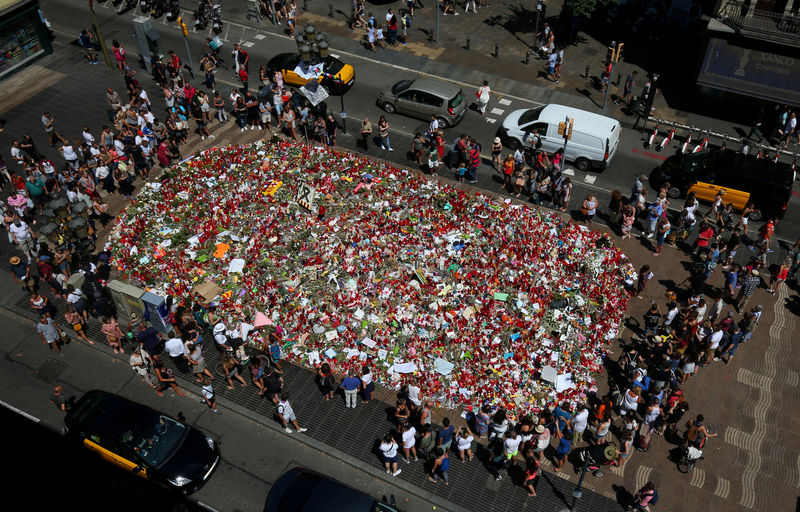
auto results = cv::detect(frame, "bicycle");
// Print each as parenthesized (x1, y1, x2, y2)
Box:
(677, 425, 715, 473)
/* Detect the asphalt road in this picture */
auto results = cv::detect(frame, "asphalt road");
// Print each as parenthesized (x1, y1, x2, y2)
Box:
(47, 0, 800, 245)
(0, 307, 443, 512)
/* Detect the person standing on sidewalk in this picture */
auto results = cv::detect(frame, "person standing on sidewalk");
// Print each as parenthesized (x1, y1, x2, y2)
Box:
(339, 369, 361, 409)
(154, 362, 185, 397)
(399, 422, 418, 463)
(467, 138, 480, 183)
(735, 269, 761, 313)
(277, 392, 308, 433)
(360, 117, 372, 150)
(427, 447, 450, 484)
(201, 377, 223, 414)
(380, 433, 402, 476)
(378, 115, 393, 150)
(130, 345, 157, 389)
(37, 315, 64, 353)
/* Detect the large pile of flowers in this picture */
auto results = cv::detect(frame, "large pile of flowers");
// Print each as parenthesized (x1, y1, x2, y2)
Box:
(109, 141, 634, 417)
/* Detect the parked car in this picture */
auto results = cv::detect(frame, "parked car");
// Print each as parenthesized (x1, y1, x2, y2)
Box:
(64, 390, 221, 495)
(265, 467, 402, 512)
(499, 104, 621, 171)
(377, 78, 467, 127)
(652, 148, 793, 220)
(267, 53, 355, 94)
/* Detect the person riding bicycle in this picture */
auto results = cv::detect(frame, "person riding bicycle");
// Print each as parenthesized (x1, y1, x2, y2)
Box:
(684, 414, 717, 448)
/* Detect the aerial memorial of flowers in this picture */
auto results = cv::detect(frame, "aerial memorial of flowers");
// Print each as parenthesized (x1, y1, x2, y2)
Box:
(109, 141, 634, 417)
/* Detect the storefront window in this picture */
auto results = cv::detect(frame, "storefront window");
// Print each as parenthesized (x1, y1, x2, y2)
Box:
(0, 16, 44, 75)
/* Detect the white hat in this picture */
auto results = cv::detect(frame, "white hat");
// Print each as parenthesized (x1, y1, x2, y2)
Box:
(213, 322, 226, 333)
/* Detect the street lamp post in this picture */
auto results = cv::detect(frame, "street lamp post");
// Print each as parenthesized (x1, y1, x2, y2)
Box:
(87, 0, 113, 70)
(570, 460, 590, 510)
(339, 94, 347, 134)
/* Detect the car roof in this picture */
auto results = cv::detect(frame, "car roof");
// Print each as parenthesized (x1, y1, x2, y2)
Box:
(683, 149, 794, 188)
(406, 78, 460, 99)
(267, 467, 390, 512)
(537, 104, 619, 134)
(68, 390, 159, 440)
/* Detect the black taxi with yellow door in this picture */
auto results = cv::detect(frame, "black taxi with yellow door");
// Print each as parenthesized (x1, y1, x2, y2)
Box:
(653, 148, 794, 220)
(64, 390, 220, 494)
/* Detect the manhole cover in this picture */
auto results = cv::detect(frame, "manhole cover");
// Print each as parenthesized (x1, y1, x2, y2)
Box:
(34, 359, 68, 383)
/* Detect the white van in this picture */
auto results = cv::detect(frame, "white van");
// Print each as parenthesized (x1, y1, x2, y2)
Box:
(500, 104, 621, 171)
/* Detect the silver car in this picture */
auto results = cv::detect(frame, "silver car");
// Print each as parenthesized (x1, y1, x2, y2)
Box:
(377, 78, 467, 127)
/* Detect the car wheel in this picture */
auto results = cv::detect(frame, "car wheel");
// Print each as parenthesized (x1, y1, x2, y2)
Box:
(667, 186, 682, 199)
(748, 209, 762, 222)
(382, 102, 396, 114)
(505, 138, 520, 150)
(436, 116, 449, 129)
(574, 158, 591, 172)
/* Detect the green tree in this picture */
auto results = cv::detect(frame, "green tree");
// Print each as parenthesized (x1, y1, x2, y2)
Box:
(563, 0, 616, 19)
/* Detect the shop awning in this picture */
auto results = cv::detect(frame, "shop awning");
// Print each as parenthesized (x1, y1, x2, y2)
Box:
(697, 37, 800, 106)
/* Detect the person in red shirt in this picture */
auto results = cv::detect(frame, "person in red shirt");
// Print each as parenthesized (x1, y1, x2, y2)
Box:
(692, 223, 714, 257)
(238, 68, 249, 95)
(760, 218, 776, 250)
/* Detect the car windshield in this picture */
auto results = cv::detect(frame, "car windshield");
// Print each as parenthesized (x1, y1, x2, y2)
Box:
(324, 56, 344, 75)
(449, 90, 464, 109)
(519, 106, 544, 125)
(121, 415, 186, 467)
(391, 80, 413, 95)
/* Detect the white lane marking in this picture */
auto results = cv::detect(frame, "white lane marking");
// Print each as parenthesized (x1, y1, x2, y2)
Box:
(255, 34, 266, 40)
(562, 168, 575, 176)
(689, 466, 706, 488)
(330, 54, 340, 59)
(584, 174, 596, 184)
(498, 98, 512, 106)
(485, 118, 497, 124)
(0, 399, 41, 423)
(714, 476, 730, 498)
(243, 41, 255, 47)
(239, 24, 246, 43)
(490, 108, 504, 115)
(224, 24, 230, 42)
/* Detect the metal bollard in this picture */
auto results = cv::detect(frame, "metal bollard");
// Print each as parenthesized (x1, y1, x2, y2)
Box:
(328, 3, 333, 17)
(525, 50, 530, 65)
(429, 27, 434, 42)
(585, 65, 590, 79)
(616, 72, 622, 86)
(494, 43, 499, 58)
(465, 35, 471, 51)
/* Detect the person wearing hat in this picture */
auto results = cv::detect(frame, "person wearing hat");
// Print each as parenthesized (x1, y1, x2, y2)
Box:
(490, 136, 503, 170)
(532, 423, 550, 461)
(130, 344, 157, 389)
(214, 322, 232, 351)
(9, 255, 31, 289)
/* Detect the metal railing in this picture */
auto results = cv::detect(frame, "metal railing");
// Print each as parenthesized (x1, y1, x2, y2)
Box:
(717, 0, 800, 45)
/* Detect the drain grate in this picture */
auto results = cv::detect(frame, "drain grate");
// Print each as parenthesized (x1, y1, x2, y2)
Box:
(34, 358, 69, 384)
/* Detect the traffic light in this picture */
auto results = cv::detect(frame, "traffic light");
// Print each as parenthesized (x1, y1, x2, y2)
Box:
(567, 118, 574, 140)
(558, 122, 566, 136)
(606, 45, 616, 64)
(615, 43, 624, 62)
(177, 16, 188, 36)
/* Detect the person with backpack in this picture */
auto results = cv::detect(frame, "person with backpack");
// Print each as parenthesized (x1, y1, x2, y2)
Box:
(629, 481, 658, 511)
(427, 447, 449, 484)
(78, 29, 98, 64)
(262, 365, 283, 405)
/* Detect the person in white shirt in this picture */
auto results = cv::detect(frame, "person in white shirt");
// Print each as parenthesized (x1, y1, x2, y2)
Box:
(704, 328, 724, 364)
(400, 423, 417, 462)
(379, 433, 402, 476)
(213, 322, 232, 351)
(113, 137, 126, 157)
(664, 302, 679, 326)
(504, 430, 523, 463)
(10, 141, 24, 165)
(405, 379, 422, 409)
(571, 405, 589, 443)
(60, 142, 79, 169)
(456, 427, 474, 461)
(82, 127, 95, 145)
(201, 378, 222, 414)
(8, 215, 36, 259)
(276, 392, 307, 433)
